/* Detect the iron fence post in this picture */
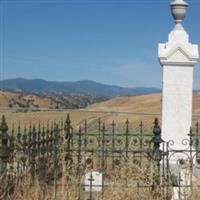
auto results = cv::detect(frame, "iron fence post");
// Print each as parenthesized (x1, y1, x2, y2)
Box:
(139, 121, 143, 166)
(98, 119, 101, 167)
(102, 123, 105, 169)
(22, 127, 27, 175)
(77, 126, 82, 200)
(0, 115, 10, 175)
(30, 125, 37, 183)
(125, 119, 129, 159)
(112, 120, 115, 169)
(151, 118, 164, 198)
(195, 122, 200, 163)
(84, 120, 87, 153)
(53, 123, 59, 200)
(64, 114, 73, 173)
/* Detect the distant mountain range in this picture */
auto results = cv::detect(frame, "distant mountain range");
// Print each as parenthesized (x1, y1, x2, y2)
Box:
(0, 78, 161, 97)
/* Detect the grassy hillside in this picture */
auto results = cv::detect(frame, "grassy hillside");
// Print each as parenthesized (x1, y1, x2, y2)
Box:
(0, 91, 107, 109)
(86, 93, 200, 125)
(1, 92, 200, 128)
(0, 91, 106, 128)
(88, 93, 161, 113)
(88, 92, 200, 113)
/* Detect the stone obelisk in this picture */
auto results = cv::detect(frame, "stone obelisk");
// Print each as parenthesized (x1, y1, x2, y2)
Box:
(158, 0, 199, 149)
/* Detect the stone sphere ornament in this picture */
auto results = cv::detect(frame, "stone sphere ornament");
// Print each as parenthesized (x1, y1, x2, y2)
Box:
(170, 0, 188, 26)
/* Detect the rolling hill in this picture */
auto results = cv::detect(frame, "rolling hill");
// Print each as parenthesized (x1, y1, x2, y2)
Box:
(88, 93, 200, 114)
(86, 93, 200, 125)
(1, 92, 200, 128)
(0, 91, 107, 109)
(0, 78, 160, 97)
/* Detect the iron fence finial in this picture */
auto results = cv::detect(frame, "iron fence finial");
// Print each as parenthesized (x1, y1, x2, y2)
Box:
(66, 114, 71, 125)
(0, 115, 8, 133)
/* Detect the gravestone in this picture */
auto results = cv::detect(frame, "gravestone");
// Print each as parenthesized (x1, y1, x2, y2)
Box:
(85, 171, 102, 192)
(84, 171, 103, 200)
(158, 0, 199, 150)
(158, 1, 199, 199)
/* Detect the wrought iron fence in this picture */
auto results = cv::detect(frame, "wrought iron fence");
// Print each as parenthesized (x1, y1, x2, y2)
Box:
(0, 114, 200, 200)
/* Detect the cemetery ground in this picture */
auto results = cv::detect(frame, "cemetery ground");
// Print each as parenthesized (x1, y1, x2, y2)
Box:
(0, 111, 161, 200)
(1, 114, 200, 200)
(1, 93, 200, 200)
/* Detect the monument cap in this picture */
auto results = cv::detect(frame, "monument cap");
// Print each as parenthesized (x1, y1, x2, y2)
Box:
(170, 0, 188, 30)
(170, 0, 188, 6)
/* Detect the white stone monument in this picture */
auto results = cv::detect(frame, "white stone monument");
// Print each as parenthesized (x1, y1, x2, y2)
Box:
(158, 0, 199, 150)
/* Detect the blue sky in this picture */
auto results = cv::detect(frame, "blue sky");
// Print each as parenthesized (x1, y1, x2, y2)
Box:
(0, 0, 200, 88)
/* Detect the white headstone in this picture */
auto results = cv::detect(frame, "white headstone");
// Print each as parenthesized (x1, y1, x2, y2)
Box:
(85, 171, 102, 192)
(158, 0, 199, 150)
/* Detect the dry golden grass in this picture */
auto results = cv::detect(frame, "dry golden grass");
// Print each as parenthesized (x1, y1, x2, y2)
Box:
(3, 162, 200, 200)
(1, 92, 200, 129)
(0, 91, 52, 108)
(87, 92, 200, 125)
(1, 162, 165, 200)
(88, 93, 162, 113)
(88, 93, 200, 114)
(0, 110, 102, 129)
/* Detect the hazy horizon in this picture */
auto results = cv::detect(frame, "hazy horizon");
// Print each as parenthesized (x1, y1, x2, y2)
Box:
(0, 77, 162, 89)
